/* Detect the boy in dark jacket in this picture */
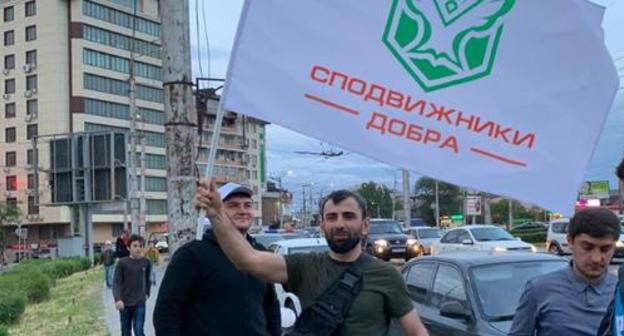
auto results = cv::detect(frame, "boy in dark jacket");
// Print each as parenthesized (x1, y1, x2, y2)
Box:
(154, 183, 281, 336)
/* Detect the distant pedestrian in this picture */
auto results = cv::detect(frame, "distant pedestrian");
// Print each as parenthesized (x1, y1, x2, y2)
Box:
(101, 240, 116, 289)
(113, 234, 151, 336)
(596, 158, 624, 336)
(145, 241, 160, 286)
(509, 207, 619, 336)
(116, 230, 130, 259)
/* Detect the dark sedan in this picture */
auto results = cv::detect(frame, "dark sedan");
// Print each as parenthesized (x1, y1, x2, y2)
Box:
(389, 252, 567, 335)
(365, 220, 419, 261)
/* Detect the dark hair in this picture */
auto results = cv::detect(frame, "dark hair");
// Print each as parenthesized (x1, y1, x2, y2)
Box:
(129, 234, 145, 246)
(617, 158, 624, 181)
(568, 208, 620, 240)
(319, 190, 368, 219)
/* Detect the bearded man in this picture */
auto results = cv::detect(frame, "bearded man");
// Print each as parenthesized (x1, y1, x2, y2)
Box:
(196, 181, 429, 336)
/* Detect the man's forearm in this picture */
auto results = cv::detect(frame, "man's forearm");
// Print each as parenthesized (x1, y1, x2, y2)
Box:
(210, 212, 257, 271)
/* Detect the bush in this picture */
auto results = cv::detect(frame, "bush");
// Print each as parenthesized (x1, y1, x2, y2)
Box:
(0, 270, 51, 303)
(516, 231, 546, 244)
(0, 290, 27, 324)
(0, 324, 8, 336)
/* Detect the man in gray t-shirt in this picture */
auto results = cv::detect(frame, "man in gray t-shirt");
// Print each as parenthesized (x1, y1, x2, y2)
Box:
(509, 208, 620, 336)
(113, 234, 151, 336)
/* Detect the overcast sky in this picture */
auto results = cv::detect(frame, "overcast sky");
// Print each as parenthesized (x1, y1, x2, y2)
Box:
(189, 0, 624, 210)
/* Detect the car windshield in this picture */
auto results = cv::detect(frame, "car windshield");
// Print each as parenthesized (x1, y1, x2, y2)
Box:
(471, 260, 567, 320)
(417, 229, 441, 239)
(370, 222, 403, 234)
(289, 245, 330, 254)
(470, 227, 515, 241)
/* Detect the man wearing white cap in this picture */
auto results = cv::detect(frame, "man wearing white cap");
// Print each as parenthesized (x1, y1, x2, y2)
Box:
(154, 183, 281, 336)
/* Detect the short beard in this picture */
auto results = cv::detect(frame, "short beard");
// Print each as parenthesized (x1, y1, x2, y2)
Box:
(326, 229, 362, 254)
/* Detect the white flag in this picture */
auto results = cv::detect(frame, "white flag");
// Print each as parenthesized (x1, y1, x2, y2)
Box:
(223, 0, 619, 215)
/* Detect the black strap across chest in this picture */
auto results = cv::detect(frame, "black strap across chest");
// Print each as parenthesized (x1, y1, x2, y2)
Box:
(287, 253, 372, 336)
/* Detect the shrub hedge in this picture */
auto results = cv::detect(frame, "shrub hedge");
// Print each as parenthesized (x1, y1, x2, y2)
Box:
(0, 324, 8, 336)
(516, 231, 547, 244)
(0, 257, 91, 325)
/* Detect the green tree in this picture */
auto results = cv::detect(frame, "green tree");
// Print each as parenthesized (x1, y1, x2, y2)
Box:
(354, 182, 395, 218)
(414, 177, 462, 226)
(489, 199, 542, 229)
(0, 203, 19, 259)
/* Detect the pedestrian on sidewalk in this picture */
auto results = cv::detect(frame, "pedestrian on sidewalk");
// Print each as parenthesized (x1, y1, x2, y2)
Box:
(113, 234, 151, 336)
(101, 240, 116, 289)
(145, 240, 160, 286)
(116, 230, 130, 259)
(154, 182, 281, 336)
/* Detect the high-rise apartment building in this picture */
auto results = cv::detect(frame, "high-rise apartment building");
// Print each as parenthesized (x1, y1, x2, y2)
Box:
(0, 0, 266, 248)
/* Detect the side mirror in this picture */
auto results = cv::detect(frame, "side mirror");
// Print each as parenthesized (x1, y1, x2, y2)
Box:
(461, 239, 473, 245)
(280, 307, 297, 329)
(440, 300, 471, 321)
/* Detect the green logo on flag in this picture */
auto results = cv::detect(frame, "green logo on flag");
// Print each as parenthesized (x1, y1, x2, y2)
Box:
(383, 0, 515, 92)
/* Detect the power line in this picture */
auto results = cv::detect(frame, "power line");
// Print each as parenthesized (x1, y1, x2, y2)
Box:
(194, 0, 204, 79)
(200, 0, 211, 78)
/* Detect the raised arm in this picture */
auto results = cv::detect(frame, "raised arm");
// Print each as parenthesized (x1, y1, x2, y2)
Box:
(196, 179, 288, 284)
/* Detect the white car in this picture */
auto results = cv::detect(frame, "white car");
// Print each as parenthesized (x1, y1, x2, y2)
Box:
(431, 225, 537, 255)
(405, 227, 442, 256)
(546, 219, 570, 255)
(267, 238, 330, 330)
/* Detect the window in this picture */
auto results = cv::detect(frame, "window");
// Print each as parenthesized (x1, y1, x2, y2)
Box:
(26, 149, 37, 165)
(85, 98, 129, 120)
(6, 197, 17, 208)
(3, 7, 14, 22)
(6, 176, 17, 191)
(25, 25, 37, 41)
(26, 100, 37, 116)
(5, 152, 16, 167)
(25, 1, 36, 17)
(83, 1, 161, 37)
(440, 230, 459, 244)
(112, 223, 124, 237)
(26, 75, 37, 90)
(405, 262, 436, 303)
(145, 177, 167, 192)
(4, 30, 14, 46)
(26, 124, 37, 140)
(431, 265, 469, 311)
(4, 54, 14, 70)
(83, 25, 161, 60)
(26, 50, 37, 65)
(457, 230, 472, 244)
(4, 79, 15, 94)
(551, 221, 568, 234)
(147, 199, 168, 215)
(145, 154, 166, 169)
(27, 174, 35, 189)
(28, 196, 38, 214)
(5, 103, 15, 118)
(5, 127, 16, 143)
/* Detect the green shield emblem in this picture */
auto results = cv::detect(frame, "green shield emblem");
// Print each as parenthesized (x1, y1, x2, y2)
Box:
(383, 0, 516, 92)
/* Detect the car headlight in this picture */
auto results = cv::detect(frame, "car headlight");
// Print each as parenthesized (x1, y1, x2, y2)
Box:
(492, 246, 507, 253)
(616, 241, 624, 248)
(374, 239, 388, 247)
(406, 238, 417, 246)
(530, 245, 538, 253)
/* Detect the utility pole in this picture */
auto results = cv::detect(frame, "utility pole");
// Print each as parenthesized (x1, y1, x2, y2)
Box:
(508, 199, 513, 230)
(435, 180, 440, 228)
(302, 186, 307, 227)
(139, 117, 146, 235)
(127, 0, 140, 234)
(160, 0, 197, 253)
(402, 169, 410, 229)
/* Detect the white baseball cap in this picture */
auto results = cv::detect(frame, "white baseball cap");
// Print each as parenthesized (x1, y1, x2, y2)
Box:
(218, 182, 253, 201)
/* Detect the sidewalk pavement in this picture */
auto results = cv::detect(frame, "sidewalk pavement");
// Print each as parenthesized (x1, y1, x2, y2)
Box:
(103, 259, 167, 336)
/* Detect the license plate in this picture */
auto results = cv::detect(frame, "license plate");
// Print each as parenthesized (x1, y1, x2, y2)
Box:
(392, 248, 405, 253)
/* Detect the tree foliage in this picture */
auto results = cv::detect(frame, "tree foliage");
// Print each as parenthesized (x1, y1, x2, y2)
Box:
(353, 182, 395, 218)
(489, 199, 544, 228)
(0, 203, 20, 254)
(414, 177, 462, 226)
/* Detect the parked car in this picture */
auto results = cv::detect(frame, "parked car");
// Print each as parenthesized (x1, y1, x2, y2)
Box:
(389, 252, 568, 335)
(405, 227, 442, 256)
(252, 231, 311, 247)
(546, 219, 570, 255)
(431, 225, 537, 255)
(365, 219, 419, 261)
(509, 222, 547, 235)
(155, 240, 169, 253)
(267, 238, 330, 331)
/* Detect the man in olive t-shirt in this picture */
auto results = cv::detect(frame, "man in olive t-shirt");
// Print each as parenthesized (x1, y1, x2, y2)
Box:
(197, 181, 429, 336)
(286, 252, 414, 335)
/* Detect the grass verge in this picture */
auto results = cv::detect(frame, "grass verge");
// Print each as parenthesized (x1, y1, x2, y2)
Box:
(8, 266, 108, 336)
